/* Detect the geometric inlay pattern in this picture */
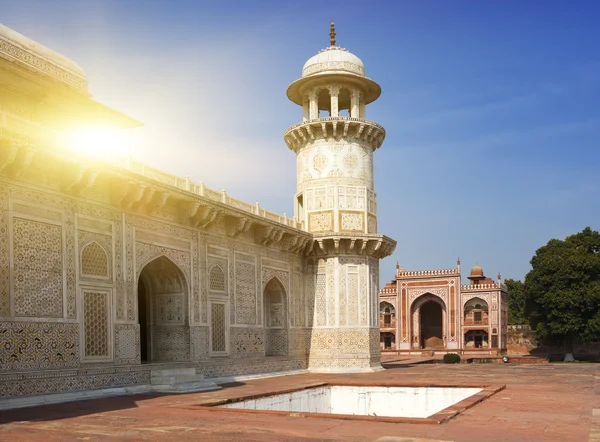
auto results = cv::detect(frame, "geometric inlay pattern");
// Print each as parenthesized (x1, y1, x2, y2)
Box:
(157, 294, 184, 324)
(409, 287, 448, 304)
(209, 265, 226, 292)
(313, 153, 328, 172)
(0, 321, 79, 371)
(343, 153, 358, 170)
(13, 217, 63, 318)
(315, 272, 326, 327)
(235, 260, 257, 324)
(0, 188, 7, 316)
(211, 303, 226, 352)
(347, 270, 359, 326)
(230, 327, 264, 357)
(153, 325, 190, 361)
(115, 324, 138, 362)
(341, 212, 363, 231)
(308, 328, 374, 370)
(309, 212, 332, 232)
(367, 215, 377, 233)
(83, 291, 109, 358)
(81, 241, 109, 277)
(266, 329, 288, 356)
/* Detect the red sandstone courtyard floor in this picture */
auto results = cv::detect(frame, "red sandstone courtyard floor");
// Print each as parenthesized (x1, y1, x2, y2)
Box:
(1, 360, 599, 441)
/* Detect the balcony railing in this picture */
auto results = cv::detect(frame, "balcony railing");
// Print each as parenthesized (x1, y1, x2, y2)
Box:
(0, 113, 305, 232)
(115, 156, 303, 229)
(464, 319, 489, 326)
(379, 319, 396, 329)
(396, 268, 459, 277)
(461, 283, 507, 290)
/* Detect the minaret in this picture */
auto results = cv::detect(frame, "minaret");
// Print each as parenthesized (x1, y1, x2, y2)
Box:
(285, 23, 396, 372)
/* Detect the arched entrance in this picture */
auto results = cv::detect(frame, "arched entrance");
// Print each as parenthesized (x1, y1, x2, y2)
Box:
(420, 301, 443, 349)
(411, 294, 446, 350)
(137, 256, 189, 362)
(264, 277, 288, 356)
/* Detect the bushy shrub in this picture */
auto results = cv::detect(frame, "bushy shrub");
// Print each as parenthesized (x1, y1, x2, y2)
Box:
(443, 353, 461, 364)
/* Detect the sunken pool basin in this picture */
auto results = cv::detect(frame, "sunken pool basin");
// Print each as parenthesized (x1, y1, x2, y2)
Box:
(220, 385, 482, 418)
(199, 383, 506, 424)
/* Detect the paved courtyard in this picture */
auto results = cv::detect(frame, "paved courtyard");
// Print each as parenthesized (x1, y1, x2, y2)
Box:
(0, 361, 598, 441)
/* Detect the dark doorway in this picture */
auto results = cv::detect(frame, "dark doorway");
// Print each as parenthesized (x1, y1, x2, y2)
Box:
(420, 301, 443, 349)
(137, 256, 188, 363)
(465, 330, 489, 349)
(384, 335, 392, 349)
(138, 278, 148, 362)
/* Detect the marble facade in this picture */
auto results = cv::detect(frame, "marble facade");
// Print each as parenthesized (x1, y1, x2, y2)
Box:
(0, 22, 395, 401)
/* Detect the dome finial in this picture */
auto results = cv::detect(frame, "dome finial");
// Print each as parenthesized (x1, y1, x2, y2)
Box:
(329, 21, 336, 46)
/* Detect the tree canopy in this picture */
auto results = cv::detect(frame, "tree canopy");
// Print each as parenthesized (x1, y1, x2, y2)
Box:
(524, 227, 600, 357)
(505, 278, 527, 325)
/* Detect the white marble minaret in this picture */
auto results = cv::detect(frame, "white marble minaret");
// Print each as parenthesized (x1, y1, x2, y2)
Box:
(285, 23, 396, 372)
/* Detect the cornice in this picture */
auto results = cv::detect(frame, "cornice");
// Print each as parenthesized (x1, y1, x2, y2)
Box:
(0, 138, 315, 255)
(306, 233, 396, 259)
(0, 35, 88, 92)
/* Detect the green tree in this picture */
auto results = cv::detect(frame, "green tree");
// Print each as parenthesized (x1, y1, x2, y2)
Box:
(524, 227, 600, 361)
(505, 278, 527, 325)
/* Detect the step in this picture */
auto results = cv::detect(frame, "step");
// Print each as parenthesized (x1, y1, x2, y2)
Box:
(150, 368, 197, 377)
(150, 374, 205, 385)
(151, 380, 221, 394)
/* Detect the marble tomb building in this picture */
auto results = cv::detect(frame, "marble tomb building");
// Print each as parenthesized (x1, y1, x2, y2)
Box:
(0, 22, 395, 405)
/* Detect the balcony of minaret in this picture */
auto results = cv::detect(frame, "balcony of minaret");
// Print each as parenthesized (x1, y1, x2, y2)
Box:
(284, 117, 385, 152)
(285, 83, 385, 152)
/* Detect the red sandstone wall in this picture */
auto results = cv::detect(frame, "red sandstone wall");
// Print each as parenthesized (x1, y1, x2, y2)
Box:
(507, 326, 600, 360)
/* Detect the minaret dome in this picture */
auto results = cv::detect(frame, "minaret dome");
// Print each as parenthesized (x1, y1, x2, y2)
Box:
(286, 22, 382, 111)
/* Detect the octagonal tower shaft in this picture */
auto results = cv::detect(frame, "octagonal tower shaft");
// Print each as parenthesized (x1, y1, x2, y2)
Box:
(285, 24, 395, 373)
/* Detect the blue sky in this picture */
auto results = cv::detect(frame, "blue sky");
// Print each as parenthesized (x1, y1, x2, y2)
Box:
(3, 0, 599, 284)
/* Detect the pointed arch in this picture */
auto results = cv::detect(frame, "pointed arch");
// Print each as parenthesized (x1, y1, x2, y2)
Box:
(264, 277, 286, 327)
(264, 276, 288, 357)
(136, 247, 191, 287)
(380, 301, 395, 328)
(137, 255, 188, 295)
(209, 264, 226, 292)
(380, 301, 395, 315)
(464, 297, 489, 325)
(411, 293, 447, 312)
(464, 297, 489, 312)
(81, 241, 109, 277)
(411, 293, 447, 351)
(137, 255, 190, 362)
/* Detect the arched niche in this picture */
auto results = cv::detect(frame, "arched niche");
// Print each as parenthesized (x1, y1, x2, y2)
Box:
(464, 297, 489, 324)
(380, 301, 395, 326)
(137, 256, 189, 362)
(264, 277, 288, 356)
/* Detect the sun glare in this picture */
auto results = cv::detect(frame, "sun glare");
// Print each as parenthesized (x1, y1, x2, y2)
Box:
(62, 126, 131, 163)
